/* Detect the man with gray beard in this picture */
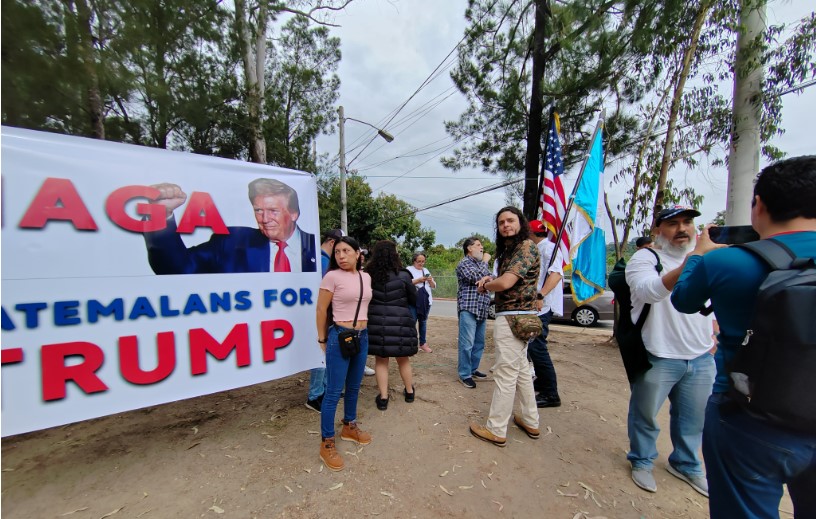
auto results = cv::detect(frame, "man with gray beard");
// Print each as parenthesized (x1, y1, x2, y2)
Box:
(624, 206, 716, 497)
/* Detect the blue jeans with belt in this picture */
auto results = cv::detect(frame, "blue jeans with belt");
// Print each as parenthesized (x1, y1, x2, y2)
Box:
(627, 352, 715, 476)
(704, 392, 816, 519)
(320, 325, 369, 439)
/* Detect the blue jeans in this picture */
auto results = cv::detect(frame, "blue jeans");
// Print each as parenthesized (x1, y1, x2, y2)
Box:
(627, 352, 715, 475)
(307, 368, 326, 401)
(528, 311, 558, 397)
(409, 306, 429, 344)
(320, 325, 369, 439)
(458, 310, 486, 380)
(704, 392, 816, 519)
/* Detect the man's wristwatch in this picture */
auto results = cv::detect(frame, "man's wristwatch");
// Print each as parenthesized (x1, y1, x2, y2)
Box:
(318, 338, 327, 344)
(536, 293, 544, 300)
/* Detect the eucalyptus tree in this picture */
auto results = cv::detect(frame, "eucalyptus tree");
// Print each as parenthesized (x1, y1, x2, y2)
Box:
(263, 15, 340, 171)
(111, 0, 230, 149)
(607, 3, 816, 256)
(1, 0, 128, 138)
(233, 0, 351, 164)
(443, 0, 658, 218)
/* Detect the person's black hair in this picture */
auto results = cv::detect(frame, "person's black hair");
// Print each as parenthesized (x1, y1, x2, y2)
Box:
(328, 236, 362, 271)
(754, 155, 816, 222)
(462, 236, 480, 255)
(411, 252, 426, 263)
(365, 240, 403, 286)
(635, 236, 652, 248)
(494, 206, 530, 270)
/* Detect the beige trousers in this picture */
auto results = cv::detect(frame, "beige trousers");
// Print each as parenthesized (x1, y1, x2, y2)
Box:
(486, 316, 539, 437)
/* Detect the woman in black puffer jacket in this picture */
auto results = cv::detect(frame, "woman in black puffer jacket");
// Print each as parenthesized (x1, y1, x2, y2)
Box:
(365, 240, 418, 411)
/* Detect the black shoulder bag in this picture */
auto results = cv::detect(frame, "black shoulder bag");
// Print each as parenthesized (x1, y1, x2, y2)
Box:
(337, 272, 363, 359)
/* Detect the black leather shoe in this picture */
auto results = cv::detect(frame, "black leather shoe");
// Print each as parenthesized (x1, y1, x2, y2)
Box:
(375, 394, 389, 410)
(404, 385, 415, 403)
(536, 395, 561, 408)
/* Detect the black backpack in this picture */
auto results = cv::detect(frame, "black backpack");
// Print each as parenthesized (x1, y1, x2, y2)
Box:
(729, 238, 816, 433)
(608, 248, 662, 383)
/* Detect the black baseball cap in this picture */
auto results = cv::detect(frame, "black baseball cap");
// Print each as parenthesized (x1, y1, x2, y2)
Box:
(655, 205, 701, 225)
(322, 229, 344, 242)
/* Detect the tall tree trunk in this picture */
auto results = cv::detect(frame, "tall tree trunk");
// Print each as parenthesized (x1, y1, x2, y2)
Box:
(651, 1, 711, 226)
(73, 0, 105, 139)
(522, 0, 549, 220)
(236, 0, 268, 164)
(618, 82, 673, 255)
(725, 0, 765, 225)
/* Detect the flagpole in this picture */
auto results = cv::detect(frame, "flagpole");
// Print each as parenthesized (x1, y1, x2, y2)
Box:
(547, 111, 605, 273)
(536, 107, 556, 220)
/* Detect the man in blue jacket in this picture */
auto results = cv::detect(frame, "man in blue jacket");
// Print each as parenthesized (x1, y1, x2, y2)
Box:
(144, 178, 316, 274)
(672, 156, 816, 518)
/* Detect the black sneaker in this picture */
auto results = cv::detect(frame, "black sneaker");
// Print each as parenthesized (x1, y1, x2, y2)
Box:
(471, 370, 488, 379)
(535, 395, 561, 408)
(460, 377, 477, 389)
(305, 398, 322, 413)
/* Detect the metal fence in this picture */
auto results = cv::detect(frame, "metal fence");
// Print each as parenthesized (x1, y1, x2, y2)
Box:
(428, 272, 457, 299)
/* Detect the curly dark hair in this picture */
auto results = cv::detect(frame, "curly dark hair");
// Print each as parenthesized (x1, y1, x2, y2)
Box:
(494, 206, 531, 271)
(754, 155, 816, 222)
(365, 240, 403, 286)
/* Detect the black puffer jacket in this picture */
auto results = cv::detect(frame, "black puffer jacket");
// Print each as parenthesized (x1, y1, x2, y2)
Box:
(367, 269, 418, 357)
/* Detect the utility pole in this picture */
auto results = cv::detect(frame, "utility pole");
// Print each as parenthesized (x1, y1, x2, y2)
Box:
(338, 105, 348, 235)
(336, 106, 394, 236)
(725, 0, 766, 225)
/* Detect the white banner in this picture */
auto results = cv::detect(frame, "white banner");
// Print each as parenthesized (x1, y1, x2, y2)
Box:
(1, 127, 324, 436)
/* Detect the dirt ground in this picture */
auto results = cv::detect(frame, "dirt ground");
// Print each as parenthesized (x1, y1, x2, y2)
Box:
(1, 315, 792, 518)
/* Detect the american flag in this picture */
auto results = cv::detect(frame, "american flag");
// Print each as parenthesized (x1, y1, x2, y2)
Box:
(539, 113, 570, 265)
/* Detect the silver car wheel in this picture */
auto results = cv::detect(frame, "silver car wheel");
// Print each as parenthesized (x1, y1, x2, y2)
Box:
(573, 307, 598, 327)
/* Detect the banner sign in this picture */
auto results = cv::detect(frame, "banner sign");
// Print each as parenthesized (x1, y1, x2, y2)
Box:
(1, 127, 323, 436)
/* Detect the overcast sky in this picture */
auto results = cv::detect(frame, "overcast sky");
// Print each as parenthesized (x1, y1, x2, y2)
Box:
(316, 0, 815, 247)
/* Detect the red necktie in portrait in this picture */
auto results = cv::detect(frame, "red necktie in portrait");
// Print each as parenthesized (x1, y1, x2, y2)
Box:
(274, 241, 291, 272)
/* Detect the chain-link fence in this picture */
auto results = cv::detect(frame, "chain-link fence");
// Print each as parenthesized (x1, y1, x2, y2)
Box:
(428, 271, 457, 299)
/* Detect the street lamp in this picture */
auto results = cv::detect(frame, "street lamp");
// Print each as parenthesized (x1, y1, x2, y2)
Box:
(338, 105, 395, 235)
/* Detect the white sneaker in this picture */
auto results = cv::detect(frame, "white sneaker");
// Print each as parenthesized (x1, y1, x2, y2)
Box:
(364, 366, 375, 376)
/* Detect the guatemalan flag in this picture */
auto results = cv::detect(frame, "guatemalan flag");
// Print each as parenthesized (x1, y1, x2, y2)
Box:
(568, 116, 607, 306)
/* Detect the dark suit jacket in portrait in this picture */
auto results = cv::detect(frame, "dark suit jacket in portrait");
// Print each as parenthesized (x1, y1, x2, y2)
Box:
(144, 218, 317, 274)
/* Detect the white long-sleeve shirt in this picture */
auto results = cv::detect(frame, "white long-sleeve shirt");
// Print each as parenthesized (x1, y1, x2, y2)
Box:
(625, 247, 713, 359)
(536, 239, 563, 317)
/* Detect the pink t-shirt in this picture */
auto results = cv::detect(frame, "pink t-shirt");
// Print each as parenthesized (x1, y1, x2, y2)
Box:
(320, 269, 372, 323)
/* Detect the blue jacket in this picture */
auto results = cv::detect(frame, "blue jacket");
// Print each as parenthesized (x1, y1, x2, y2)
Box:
(144, 218, 317, 274)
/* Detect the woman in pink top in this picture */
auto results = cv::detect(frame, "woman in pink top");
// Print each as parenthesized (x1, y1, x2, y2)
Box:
(315, 236, 373, 471)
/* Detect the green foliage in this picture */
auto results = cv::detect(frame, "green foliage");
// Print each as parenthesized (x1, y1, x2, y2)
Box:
(1, 0, 343, 166)
(263, 16, 340, 170)
(1, 0, 109, 136)
(114, 0, 232, 149)
(444, 0, 666, 185)
(316, 174, 436, 257)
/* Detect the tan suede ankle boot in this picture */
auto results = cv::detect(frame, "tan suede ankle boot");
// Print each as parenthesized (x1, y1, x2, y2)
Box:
(340, 421, 372, 445)
(320, 437, 344, 471)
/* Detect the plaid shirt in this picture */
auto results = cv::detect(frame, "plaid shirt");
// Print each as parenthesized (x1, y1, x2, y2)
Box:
(456, 255, 492, 319)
